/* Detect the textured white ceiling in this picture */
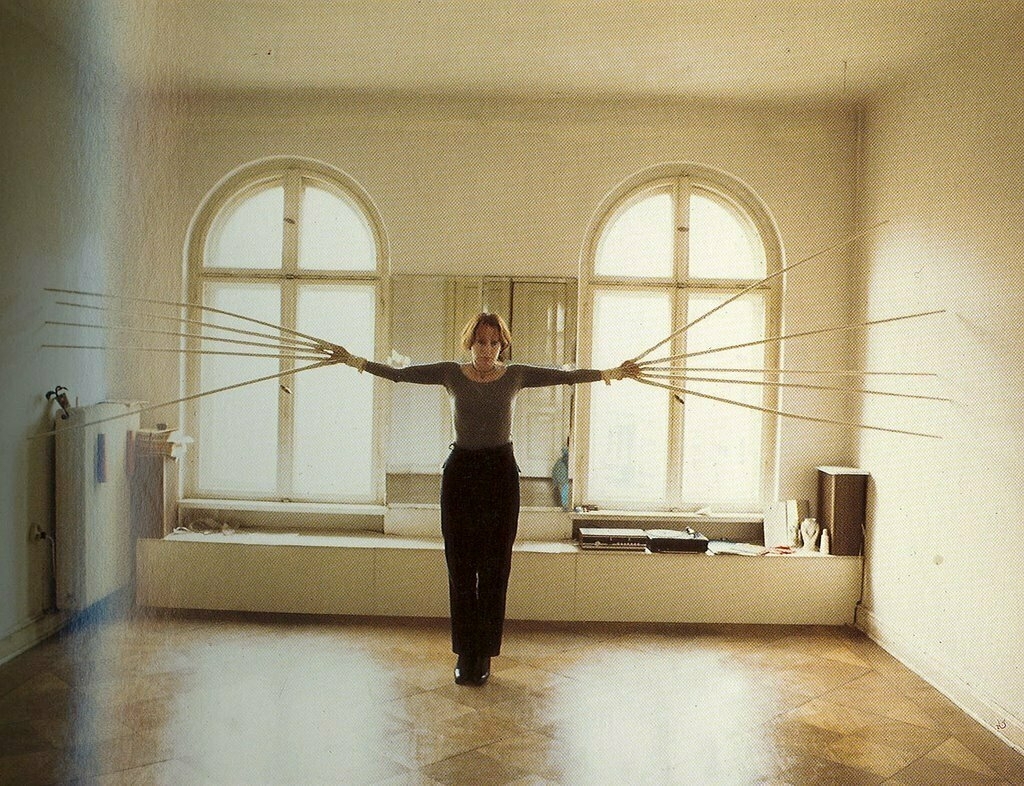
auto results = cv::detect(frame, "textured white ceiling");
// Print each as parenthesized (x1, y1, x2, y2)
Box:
(5, 0, 1019, 102)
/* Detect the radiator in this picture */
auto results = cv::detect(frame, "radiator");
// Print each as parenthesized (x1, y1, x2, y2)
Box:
(54, 402, 140, 611)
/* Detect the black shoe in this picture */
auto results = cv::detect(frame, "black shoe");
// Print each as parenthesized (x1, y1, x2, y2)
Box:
(472, 656, 491, 686)
(454, 654, 473, 685)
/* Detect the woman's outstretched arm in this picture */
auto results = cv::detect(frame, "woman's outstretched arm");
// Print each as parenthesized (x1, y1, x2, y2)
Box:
(330, 345, 451, 385)
(517, 360, 642, 388)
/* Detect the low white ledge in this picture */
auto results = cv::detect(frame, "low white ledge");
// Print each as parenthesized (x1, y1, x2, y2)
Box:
(137, 530, 862, 625)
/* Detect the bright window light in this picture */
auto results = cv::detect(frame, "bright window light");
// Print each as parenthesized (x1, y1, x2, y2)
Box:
(588, 289, 672, 505)
(293, 284, 376, 498)
(595, 189, 674, 278)
(298, 182, 377, 271)
(680, 293, 766, 505)
(583, 173, 778, 510)
(689, 192, 766, 280)
(191, 163, 382, 502)
(197, 283, 281, 492)
(205, 184, 284, 269)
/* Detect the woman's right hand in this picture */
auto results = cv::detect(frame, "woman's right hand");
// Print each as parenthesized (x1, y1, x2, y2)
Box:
(335, 343, 364, 372)
(328, 344, 367, 371)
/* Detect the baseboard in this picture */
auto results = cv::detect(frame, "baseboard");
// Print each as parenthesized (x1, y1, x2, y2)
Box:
(856, 605, 1024, 755)
(0, 611, 70, 668)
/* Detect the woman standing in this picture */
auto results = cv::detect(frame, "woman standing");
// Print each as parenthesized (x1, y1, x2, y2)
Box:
(337, 313, 638, 685)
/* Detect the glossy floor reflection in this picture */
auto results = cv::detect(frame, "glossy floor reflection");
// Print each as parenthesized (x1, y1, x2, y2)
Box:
(1, 611, 1022, 785)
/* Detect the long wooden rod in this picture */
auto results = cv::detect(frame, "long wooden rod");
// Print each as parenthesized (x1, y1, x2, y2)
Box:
(44, 320, 332, 355)
(648, 366, 937, 377)
(43, 343, 329, 361)
(631, 219, 890, 362)
(634, 377, 940, 439)
(637, 371, 951, 402)
(33, 359, 337, 438)
(45, 287, 341, 351)
(637, 310, 944, 366)
(54, 299, 324, 351)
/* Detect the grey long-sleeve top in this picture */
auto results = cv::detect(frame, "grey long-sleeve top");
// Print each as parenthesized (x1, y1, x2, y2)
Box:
(364, 361, 602, 450)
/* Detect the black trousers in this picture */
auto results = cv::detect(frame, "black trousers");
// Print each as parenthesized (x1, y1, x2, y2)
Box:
(440, 442, 520, 657)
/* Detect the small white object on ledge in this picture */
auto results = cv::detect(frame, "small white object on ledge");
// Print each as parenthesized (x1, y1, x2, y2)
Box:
(799, 517, 820, 552)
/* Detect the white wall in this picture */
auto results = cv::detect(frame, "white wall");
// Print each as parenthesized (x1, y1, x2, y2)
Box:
(113, 91, 863, 506)
(0, 7, 120, 653)
(854, 8, 1024, 749)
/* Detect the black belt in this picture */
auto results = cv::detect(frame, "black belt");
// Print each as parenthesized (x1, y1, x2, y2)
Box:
(449, 441, 514, 458)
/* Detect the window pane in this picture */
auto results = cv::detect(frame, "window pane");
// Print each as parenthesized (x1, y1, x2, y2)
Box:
(680, 292, 765, 504)
(298, 182, 377, 271)
(688, 192, 766, 280)
(588, 289, 672, 506)
(594, 190, 674, 278)
(197, 283, 280, 493)
(205, 184, 284, 269)
(293, 284, 377, 498)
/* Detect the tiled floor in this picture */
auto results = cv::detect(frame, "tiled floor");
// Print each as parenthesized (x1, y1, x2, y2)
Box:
(1, 610, 1022, 785)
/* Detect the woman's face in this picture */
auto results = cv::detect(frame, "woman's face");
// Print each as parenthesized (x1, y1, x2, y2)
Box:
(471, 324, 503, 370)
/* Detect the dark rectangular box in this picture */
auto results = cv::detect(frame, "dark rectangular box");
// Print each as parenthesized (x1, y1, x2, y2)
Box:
(817, 466, 869, 556)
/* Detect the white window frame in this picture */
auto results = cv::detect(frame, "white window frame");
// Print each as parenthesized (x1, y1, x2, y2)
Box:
(575, 164, 783, 512)
(182, 157, 389, 503)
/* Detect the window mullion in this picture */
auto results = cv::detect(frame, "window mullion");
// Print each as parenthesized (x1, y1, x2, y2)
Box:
(282, 170, 301, 271)
(674, 177, 690, 282)
(277, 172, 302, 499)
(666, 178, 691, 508)
(666, 289, 686, 507)
(183, 283, 204, 499)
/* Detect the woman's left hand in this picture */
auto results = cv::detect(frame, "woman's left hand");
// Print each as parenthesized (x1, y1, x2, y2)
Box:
(601, 360, 642, 384)
(618, 360, 642, 379)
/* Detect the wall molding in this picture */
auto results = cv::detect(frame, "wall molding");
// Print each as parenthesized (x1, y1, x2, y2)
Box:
(0, 612, 69, 668)
(856, 605, 1023, 756)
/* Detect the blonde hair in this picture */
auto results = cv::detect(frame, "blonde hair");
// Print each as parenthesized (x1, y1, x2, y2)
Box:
(460, 312, 512, 360)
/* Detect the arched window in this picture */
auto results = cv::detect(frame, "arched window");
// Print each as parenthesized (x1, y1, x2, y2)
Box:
(184, 159, 387, 503)
(578, 167, 781, 511)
